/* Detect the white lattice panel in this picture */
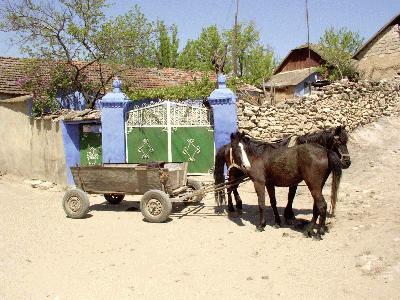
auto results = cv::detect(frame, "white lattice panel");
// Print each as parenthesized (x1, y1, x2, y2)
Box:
(126, 101, 212, 127)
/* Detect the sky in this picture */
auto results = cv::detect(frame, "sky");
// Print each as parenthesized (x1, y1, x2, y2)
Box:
(0, 0, 399, 60)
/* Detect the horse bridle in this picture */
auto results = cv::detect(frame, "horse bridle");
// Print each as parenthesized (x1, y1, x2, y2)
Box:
(333, 136, 350, 160)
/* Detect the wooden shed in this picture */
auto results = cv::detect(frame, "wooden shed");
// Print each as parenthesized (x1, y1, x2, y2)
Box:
(264, 45, 325, 103)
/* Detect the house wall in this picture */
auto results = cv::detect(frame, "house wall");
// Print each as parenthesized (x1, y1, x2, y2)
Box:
(294, 73, 321, 97)
(357, 23, 400, 80)
(272, 86, 296, 103)
(278, 49, 323, 73)
(0, 102, 67, 185)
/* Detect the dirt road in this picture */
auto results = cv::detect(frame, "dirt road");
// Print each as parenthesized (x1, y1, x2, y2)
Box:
(1, 117, 400, 300)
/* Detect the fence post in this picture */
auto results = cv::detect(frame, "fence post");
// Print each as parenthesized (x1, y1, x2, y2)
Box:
(99, 78, 131, 163)
(208, 74, 237, 153)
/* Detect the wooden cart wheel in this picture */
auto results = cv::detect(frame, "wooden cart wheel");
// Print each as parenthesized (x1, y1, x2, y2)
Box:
(185, 179, 204, 203)
(140, 190, 172, 223)
(104, 194, 125, 204)
(63, 188, 90, 219)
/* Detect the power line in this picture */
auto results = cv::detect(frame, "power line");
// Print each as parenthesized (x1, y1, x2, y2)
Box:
(305, 0, 312, 83)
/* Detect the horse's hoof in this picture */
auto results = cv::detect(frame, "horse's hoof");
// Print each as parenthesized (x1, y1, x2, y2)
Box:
(303, 227, 314, 238)
(236, 209, 243, 215)
(273, 223, 280, 229)
(313, 233, 323, 241)
(255, 226, 265, 232)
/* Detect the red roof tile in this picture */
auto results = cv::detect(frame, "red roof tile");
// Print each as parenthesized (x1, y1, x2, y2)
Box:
(0, 57, 214, 96)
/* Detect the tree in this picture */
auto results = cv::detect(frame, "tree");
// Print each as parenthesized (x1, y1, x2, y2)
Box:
(242, 45, 275, 86)
(224, 22, 260, 77)
(317, 26, 364, 81)
(154, 21, 179, 68)
(0, 1, 157, 112)
(177, 25, 225, 71)
(103, 5, 155, 67)
(177, 22, 276, 87)
(0, 0, 115, 111)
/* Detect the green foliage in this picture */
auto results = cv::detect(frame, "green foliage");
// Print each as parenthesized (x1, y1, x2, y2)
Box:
(177, 22, 276, 86)
(241, 45, 275, 86)
(317, 26, 364, 81)
(20, 60, 61, 116)
(154, 21, 179, 67)
(102, 5, 155, 67)
(224, 22, 260, 77)
(177, 25, 225, 71)
(126, 76, 215, 101)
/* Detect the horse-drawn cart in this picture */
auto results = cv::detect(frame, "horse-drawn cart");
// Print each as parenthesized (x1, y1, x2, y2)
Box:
(62, 162, 204, 223)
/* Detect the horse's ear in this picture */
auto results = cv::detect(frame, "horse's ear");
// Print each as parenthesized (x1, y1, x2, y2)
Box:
(230, 132, 235, 141)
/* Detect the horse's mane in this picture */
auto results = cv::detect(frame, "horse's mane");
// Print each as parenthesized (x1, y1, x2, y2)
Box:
(298, 127, 348, 146)
(235, 126, 348, 157)
(297, 129, 334, 146)
(242, 134, 280, 156)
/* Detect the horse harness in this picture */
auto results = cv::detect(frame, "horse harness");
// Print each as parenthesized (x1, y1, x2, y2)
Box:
(228, 146, 244, 172)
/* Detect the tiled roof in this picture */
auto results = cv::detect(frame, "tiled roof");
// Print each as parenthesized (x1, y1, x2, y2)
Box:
(0, 57, 30, 95)
(0, 57, 213, 96)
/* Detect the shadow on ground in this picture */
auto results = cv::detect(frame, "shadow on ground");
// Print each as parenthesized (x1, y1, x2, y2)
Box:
(224, 204, 313, 232)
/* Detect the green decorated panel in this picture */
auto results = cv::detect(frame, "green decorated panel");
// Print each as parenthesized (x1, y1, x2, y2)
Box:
(80, 129, 102, 166)
(127, 127, 168, 163)
(172, 127, 214, 173)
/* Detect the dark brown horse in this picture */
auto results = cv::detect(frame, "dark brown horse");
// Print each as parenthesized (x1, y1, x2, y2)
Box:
(214, 126, 351, 219)
(229, 131, 344, 238)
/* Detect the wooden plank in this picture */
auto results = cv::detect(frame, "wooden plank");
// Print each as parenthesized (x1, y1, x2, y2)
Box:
(70, 162, 188, 195)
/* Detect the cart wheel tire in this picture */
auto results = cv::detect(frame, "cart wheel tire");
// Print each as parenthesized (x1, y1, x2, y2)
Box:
(104, 194, 125, 204)
(140, 190, 172, 223)
(63, 188, 90, 219)
(186, 179, 204, 202)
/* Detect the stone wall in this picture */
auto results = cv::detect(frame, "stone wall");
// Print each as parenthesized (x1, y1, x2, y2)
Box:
(237, 78, 400, 140)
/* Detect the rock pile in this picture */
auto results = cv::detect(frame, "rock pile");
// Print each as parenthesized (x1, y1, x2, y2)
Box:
(237, 78, 400, 139)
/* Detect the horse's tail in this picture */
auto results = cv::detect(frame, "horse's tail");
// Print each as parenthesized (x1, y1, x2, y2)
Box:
(327, 150, 342, 216)
(214, 145, 227, 206)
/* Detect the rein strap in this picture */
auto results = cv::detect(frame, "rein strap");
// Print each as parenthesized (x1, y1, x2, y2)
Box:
(228, 147, 243, 171)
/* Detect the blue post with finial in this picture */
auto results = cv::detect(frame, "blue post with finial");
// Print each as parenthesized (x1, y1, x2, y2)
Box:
(99, 78, 131, 163)
(208, 74, 237, 154)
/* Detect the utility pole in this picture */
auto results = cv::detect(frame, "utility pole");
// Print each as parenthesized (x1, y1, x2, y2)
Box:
(232, 0, 239, 77)
(305, 0, 312, 92)
(305, 0, 310, 51)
